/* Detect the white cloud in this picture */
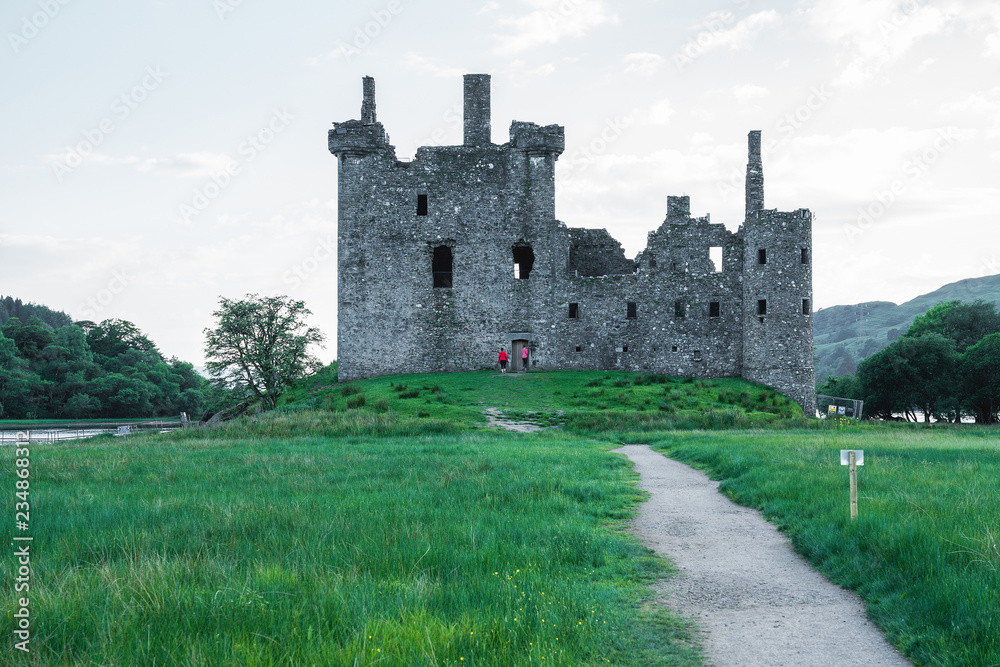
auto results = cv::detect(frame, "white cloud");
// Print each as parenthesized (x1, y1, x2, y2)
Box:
(645, 99, 674, 126)
(808, 0, 955, 86)
(41, 151, 236, 177)
(623, 52, 665, 77)
(672, 10, 780, 69)
(403, 54, 466, 79)
(492, 0, 618, 56)
(731, 84, 769, 106)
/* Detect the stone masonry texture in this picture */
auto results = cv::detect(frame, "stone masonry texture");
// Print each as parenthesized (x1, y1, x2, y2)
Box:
(328, 75, 816, 414)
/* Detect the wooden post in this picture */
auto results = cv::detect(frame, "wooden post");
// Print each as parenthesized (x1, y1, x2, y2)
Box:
(849, 450, 858, 521)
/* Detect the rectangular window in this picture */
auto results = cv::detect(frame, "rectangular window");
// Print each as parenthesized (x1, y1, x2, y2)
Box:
(709, 246, 723, 272)
(627, 302, 637, 319)
(801, 247, 809, 264)
(417, 194, 428, 216)
(758, 248, 767, 265)
(709, 301, 720, 317)
(569, 303, 579, 319)
(802, 299, 810, 315)
(622, 344, 629, 353)
(757, 299, 767, 316)
(671, 345, 678, 352)
(575, 345, 582, 352)
(693, 350, 702, 361)
(674, 300, 685, 319)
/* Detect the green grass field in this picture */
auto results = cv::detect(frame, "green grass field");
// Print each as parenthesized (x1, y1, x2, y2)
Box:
(3, 367, 999, 665)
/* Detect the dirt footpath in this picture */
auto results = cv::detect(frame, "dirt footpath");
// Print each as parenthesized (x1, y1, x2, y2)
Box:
(613, 445, 913, 667)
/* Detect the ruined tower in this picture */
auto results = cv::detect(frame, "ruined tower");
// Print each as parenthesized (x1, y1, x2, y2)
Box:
(329, 76, 816, 415)
(740, 132, 816, 414)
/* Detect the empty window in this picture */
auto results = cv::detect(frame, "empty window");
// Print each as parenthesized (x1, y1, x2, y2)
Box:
(757, 299, 767, 316)
(802, 299, 810, 315)
(513, 245, 534, 279)
(622, 344, 629, 353)
(569, 303, 579, 319)
(674, 300, 685, 319)
(649, 257, 657, 268)
(575, 345, 582, 352)
(627, 302, 637, 319)
(709, 246, 723, 272)
(801, 247, 809, 264)
(432, 245, 452, 288)
(709, 301, 720, 317)
(693, 350, 702, 361)
(417, 194, 428, 216)
(758, 248, 767, 265)
(671, 345, 678, 352)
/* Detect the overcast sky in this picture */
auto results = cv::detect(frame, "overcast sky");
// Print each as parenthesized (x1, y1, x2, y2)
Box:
(2, 0, 998, 365)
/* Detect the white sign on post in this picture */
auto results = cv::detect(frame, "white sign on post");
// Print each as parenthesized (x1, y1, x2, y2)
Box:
(840, 450, 864, 466)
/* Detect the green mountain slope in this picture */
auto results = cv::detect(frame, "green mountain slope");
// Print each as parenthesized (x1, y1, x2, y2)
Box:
(814, 273, 1000, 384)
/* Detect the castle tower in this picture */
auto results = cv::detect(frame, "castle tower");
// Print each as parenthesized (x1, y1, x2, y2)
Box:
(740, 131, 816, 414)
(463, 74, 491, 147)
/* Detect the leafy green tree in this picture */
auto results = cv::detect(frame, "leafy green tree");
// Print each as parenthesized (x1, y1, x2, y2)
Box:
(1, 316, 56, 364)
(86, 319, 162, 362)
(857, 334, 959, 422)
(204, 294, 325, 411)
(906, 300, 1000, 353)
(960, 332, 1000, 424)
(818, 374, 862, 400)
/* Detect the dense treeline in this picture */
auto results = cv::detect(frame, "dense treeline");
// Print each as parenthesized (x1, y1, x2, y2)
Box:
(821, 300, 1000, 423)
(0, 295, 73, 331)
(0, 314, 230, 420)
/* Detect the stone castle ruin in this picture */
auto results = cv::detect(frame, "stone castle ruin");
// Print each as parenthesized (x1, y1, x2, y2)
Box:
(329, 74, 815, 413)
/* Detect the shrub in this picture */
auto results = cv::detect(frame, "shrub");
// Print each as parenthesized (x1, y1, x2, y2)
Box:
(346, 394, 366, 409)
(341, 385, 361, 397)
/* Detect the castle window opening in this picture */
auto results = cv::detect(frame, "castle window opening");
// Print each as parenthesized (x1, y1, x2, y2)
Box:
(575, 345, 582, 352)
(622, 344, 629, 353)
(569, 303, 579, 319)
(694, 350, 702, 361)
(802, 298, 810, 315)
(757, 299, 767, 316)
(671, 345, 678, 352)
(650, 256, 657, 268)
(758, 248, 767, 265)
(627, 302, 637, 319)
(709, 301, 720, 317)
(674, 300, 685, 319)
(512, 245, 534, 279)
(709, 246, 723, 272)
(417, 194, 428, 216)
(432, 245, 453, 288)
(801, 247, 809, 264)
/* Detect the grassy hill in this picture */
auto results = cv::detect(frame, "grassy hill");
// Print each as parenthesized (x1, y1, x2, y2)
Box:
(814, 273, 1000, 384)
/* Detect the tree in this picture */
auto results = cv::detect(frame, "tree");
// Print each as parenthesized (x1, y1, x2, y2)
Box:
(204, 294, 325, 411)
(857, 334, 959, 422)
(86, 319, 162, 361)
(906, 300, 1000, 353)
(960, 332, 1000, 424)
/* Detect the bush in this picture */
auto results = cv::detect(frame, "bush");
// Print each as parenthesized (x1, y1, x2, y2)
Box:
(346, 394, 366, 409)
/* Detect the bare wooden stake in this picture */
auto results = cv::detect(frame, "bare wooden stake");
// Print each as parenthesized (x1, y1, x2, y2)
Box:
(849, 450, 858, 521)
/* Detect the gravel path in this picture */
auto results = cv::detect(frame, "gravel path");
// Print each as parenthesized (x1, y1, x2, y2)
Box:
(613, 445, 913, 667)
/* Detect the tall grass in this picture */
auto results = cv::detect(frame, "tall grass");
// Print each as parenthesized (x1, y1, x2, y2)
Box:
(653, 427, 1000, 666)
(0, 426, 702, 666)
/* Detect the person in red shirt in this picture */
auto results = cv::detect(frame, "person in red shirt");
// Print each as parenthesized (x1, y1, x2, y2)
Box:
(498, 348, 508, 373)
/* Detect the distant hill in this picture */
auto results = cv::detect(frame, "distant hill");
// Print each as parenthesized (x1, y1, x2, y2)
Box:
(814, 274, 1000, 384)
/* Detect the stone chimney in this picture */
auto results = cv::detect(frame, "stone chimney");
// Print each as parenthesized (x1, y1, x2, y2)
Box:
(745, 130, 764, 218)
(361, 76, 376, 124)
(463, 74, 491, 146)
